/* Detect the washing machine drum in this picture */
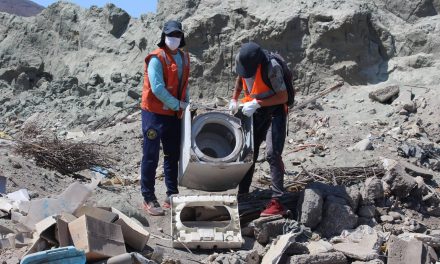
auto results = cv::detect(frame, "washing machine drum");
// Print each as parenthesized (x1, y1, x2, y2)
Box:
(191, 112, 244, 163)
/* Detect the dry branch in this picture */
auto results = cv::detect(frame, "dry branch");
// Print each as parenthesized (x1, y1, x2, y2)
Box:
(12, 124, 113, 174)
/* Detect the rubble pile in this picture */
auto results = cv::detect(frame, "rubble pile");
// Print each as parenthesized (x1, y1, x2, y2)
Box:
(0, 0, 440, 263)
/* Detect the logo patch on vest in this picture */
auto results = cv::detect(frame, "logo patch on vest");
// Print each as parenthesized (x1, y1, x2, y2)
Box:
(146, 129, 158, 140)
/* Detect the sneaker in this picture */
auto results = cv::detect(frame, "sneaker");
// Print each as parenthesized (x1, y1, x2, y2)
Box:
(162, 196, 171, 209)
(260, 198, 286, 217)
(143, 200, 164, 216)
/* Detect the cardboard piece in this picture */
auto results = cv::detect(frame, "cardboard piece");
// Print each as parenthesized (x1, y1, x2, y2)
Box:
(20, 181, 96, 231)
(56, 213, 77, 247)
(69, 215, 126, 261)
(74, 206, 119, 223)
(111, 208, 149, 251)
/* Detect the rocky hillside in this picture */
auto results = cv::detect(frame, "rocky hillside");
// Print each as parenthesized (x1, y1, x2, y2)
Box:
(0, 0, 44, 17)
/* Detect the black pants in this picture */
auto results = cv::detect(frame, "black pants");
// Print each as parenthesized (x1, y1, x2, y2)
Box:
(238, 104, 286, 198)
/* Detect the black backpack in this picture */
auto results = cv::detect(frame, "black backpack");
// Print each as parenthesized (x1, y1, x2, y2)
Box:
(262, 51, 296, 108)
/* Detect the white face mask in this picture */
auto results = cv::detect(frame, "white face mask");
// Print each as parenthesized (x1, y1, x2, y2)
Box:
(165, 36, 181, 50)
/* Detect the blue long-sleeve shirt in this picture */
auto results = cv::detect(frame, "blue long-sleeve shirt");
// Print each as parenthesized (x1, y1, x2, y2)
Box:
(147, 53, 189, 111)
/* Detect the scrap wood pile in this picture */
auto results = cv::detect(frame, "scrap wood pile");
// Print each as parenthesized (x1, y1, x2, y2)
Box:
(285, 164, 386, 192)
(11, 123, 113, 175)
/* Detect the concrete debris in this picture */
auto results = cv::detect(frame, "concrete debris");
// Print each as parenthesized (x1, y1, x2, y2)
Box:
(382, 162, 417, 198)
(332, 225, 384, 261)
(262, 233, 299, 264)
(352, 260, 384, 264)
(369, 85, 399, 104)
(111, 207, 150, 251)
(387, 235, 432, 264)
(317, 201, 358, 238)
(287, 252, 347, 264)
(252, 215, 285, 245)
(398, 233, 440, 249)
(207, 250, 259, 264)
(306, 240, 334, 254)
(299, 188, 323, 229)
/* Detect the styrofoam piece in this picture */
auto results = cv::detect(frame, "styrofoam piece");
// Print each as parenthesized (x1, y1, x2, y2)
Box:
(171, 194, 243, 249)
(179, 107, 253, 191)
(7, 189, 30, 202)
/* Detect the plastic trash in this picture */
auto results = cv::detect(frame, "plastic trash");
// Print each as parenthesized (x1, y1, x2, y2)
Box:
(21, 246, 86, 264)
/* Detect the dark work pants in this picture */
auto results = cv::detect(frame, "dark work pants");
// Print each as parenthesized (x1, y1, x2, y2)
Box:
(141, 109, 180, 202)
(238, 104, 287, 198)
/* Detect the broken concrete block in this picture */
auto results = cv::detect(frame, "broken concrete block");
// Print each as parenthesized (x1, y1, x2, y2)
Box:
(307, 240, 334, 254)
(352, 260, 384, 264)
(387, 235, 430, 264)
(287, 252, 347, 264)
(317, 202, 358, 238)
(333, 225, 382, 261)
(111, 207, 149, 251)
(56, 213, 77, 247)
(383, 163, 417, 198)
(253, 215, 285, 245)
(74, 206, 119, 223)
(68, 215, 126, 261)
(299, 188, 323, 229)
(0, 197, 13, 212)
(369, 85, 399, 104)
(208, 250, 259, 264)
(0, 225, 15, 249)
(262, 233, 298, 264)
(19, 182, 95, 231)
(400, 160, 433, 180)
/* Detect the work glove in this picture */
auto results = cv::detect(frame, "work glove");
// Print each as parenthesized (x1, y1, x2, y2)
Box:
(242, 99, 261, 117)
(179, 101, 189, 110)
(228, 99, 239, 115)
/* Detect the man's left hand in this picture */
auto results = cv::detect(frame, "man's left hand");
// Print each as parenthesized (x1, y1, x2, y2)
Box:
(242, 99, 261, 117)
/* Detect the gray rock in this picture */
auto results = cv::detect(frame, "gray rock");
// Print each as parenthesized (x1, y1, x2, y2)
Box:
(350, 138, 374, 151)
(299, 188, 323, 229)
(317, 201, 358, 238)
(358, 205, 376, 218)
(208, 250, 259, 264)
(111, 72, 122, 83)
(127, 90, 141, 100)
(352, 260, 384, 264)
(380, 215, 394, 223)
(361, 177, 384, 205)
(110, 91, 126, 108)
(106, 4, 130, 38)
(383, 164, 417, 198)
(369, 85, 399, 104)
(88, 73, 104, 87)
(288, 252, 347, 264)
(15, 72, 31, 91)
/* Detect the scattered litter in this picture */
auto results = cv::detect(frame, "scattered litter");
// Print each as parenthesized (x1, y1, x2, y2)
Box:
(21, 246, 86, 264)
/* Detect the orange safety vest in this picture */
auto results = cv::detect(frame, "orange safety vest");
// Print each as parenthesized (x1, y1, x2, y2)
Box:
(141, 48, 190, 117)
(241, 64, 274, 103)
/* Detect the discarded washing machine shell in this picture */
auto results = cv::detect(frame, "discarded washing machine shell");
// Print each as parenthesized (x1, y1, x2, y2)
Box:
(171, 194, 243, 249)
(178, 107, 253, 191)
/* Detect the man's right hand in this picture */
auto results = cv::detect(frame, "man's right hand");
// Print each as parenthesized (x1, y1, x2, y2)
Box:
(228, 99, 239, 115)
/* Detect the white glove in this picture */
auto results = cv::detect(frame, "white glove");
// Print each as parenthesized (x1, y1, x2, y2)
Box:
(242, 99, 261, 117)
(228, 99, 239, 115)
(179, 101, 189, 110)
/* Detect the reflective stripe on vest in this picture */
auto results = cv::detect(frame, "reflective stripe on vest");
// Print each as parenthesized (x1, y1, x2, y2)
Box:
(141, 48, 190, 117)
(241, 64, 274, 103)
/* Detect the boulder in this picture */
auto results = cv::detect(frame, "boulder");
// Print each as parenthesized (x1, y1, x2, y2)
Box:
(369, 85, 399, 104)
(299, 188, 323, 229)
